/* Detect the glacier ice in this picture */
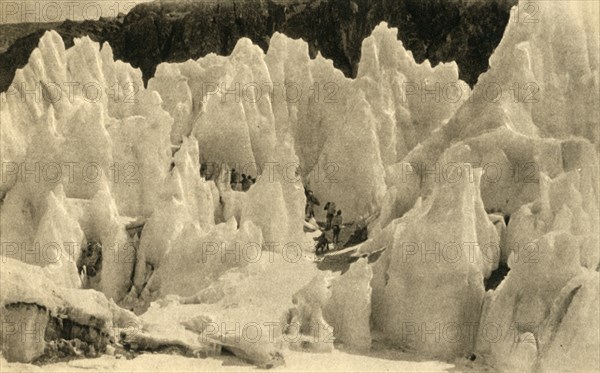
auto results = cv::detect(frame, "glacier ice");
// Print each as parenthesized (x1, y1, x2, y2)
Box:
(0, 0, 598, 370)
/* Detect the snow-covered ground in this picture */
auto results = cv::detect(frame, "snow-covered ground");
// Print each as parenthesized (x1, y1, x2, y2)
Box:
(2, 348, 471, 373)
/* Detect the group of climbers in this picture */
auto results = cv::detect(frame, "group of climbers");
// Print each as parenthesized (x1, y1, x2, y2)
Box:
(314, 206, 343, 255)
(305, 186, 346, 255)
(199, 163, 256, 192)
(196, 164, 356, 255)
(230, 168, 256, 192)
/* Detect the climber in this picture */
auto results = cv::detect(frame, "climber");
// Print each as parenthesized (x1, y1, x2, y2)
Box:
(207, 162, 221, 180)
(305, 190, 319, 219)
(77, 242, 102, 278)
(332, 210, 343, 244)
(345, 218, 369, 247)
(325, 201, 336, 230)
(230, 168, 238, 186)
(315, 232, 329, 255)
(242, 174, 252, 191)
(236, 172, 243, 191)
(200, 162, 207, 177)
(304, 185, 311, 203)
(231, 168, 242, 191)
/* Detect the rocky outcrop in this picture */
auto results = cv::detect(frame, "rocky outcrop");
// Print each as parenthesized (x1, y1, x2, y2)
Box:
(1, 303, 49, 362)
(0, 0, 516, 92)
(0, 258, 140, 363)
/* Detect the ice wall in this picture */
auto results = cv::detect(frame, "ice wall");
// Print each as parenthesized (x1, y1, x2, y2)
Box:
(475, 0, 599, 144)
(0, 30, 314, 306)
(143, 23, 468, 221)
(358, 165, 498, 359)
(358, 0, 599, 368)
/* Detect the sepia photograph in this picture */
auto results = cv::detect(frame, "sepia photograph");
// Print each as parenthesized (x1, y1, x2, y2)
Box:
(0, 0, 598, 372)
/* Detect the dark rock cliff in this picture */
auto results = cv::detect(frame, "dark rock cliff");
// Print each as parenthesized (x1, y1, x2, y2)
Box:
(0, 0, 516, 92)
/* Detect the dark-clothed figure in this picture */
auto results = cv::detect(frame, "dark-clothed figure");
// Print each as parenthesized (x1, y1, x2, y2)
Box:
(325, 202, 336, 230)
(242, 174, 252, 191)
(230, 169, 238, 187)
(305, 190, 319, 219)
(332, 210, 343, 244)
(231, 169, 242, 191)
(200, 163, 207, 178)
(315, 232, 329, 255)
